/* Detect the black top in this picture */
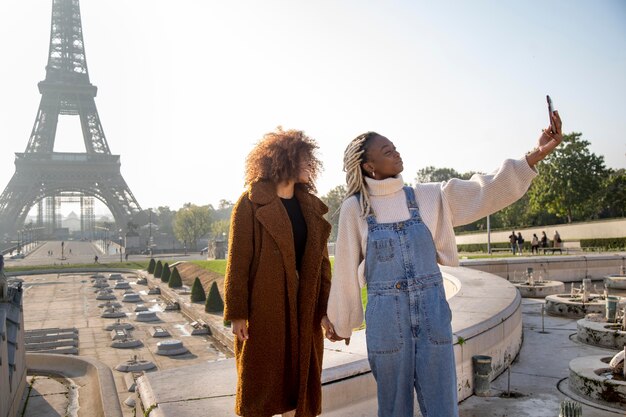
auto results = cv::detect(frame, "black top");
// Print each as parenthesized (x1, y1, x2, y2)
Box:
(281, 196, 308, 271)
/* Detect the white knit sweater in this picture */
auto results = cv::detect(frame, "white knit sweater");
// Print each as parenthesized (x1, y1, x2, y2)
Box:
(327, 157, 537, 338)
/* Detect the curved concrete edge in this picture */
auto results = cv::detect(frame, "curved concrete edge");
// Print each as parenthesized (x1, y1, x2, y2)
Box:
(134, 266, 522, 416)
(576, 318, 626, 350)
(545, 294, 607, 318)
(569, 355, 626, 411)
(26, 353, 123, 417)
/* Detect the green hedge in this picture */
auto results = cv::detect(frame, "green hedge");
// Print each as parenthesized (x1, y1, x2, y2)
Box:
(161, 262, 171, 282)
(580, 237, 626, 251)
(205, 281, 224, 313)
(191, 277, 206, 302)
(147, 258, 156, 274)
(168, 267, 182, 288)
(154, 260, 163, 278)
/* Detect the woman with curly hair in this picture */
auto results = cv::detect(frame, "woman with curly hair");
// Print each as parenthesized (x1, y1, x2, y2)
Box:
(224, 127, 333, 417)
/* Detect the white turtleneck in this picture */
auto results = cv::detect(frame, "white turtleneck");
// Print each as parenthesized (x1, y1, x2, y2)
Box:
(327, 157, 538, 338)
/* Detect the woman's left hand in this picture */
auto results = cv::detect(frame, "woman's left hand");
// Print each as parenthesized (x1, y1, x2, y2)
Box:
(321, 315, 336, 339)
(526, 110, 563, 168)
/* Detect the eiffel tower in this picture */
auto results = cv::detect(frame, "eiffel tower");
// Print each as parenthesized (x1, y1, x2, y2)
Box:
(0, 0, 141, 238)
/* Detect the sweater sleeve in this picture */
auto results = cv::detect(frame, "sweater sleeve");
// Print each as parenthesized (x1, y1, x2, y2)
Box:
(223, 194, 254, 321)
(440, 157, 537, 227)
(327, 197, 364, 339)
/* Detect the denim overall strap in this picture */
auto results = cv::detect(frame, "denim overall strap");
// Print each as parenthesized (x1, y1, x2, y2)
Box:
(363, 186, 459, 417)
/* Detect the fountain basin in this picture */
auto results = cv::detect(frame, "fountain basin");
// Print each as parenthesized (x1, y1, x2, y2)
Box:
(114, 282, 131, 290)
(96, 292, 116, 301)
(104, 321, 134, 331)
(513, 280, 564, 298)
(569, 355, 626, 411)
(136, 311, 159, 322)
(577, 318, 626, 350)
(605, 274, 626, 290)
(116, 358, 156, 372)
(545, 293, 607, 318)
(155, 339, 189, 356)
(101, 308, 127, 319)
(108, 273, 124, 281)
(123, 293, 142, 303)
(111, 339, 143, 349)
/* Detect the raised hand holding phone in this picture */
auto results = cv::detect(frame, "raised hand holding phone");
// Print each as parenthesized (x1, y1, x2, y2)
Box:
(547, 95, 556, 134)
(525, 96, 563, 168)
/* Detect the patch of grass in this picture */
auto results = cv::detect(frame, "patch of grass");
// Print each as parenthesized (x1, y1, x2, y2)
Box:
(5, 261, 149, 273)
(191, 260, 227, 276)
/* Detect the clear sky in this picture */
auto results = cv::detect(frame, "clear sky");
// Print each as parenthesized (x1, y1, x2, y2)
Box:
(1, 0, 624, 215)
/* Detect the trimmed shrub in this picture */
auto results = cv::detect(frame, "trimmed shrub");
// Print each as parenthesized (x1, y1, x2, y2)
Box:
(580, 237, 626, 251)
(190, 277, 206, 302)
(161, 262, 171, 283)
(168, 267, 182, 288)
(205, 281, 224, 313)
(147, 258, 156, 274)
(154, 260, 163, 278)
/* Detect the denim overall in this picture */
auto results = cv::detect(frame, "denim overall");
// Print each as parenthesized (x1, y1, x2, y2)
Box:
(364, 187, 458, 417)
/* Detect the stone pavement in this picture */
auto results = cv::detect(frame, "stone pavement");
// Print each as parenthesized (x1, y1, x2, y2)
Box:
(18, 272, 230, 417)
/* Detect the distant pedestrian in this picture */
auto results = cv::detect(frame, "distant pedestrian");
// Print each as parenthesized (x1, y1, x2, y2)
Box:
(94, 255, 99, 263)
(125, 253, 129, 261)
(531, 233, 540, 254)
(553, 231, 562, 248)
(509, 231, 517, 254)
(516, 232, 524, 254)
(541, 231, 548, 248)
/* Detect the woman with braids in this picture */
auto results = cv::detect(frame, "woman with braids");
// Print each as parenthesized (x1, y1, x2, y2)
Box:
(326, 111, 563, 417)
(224, 127, 333, 417)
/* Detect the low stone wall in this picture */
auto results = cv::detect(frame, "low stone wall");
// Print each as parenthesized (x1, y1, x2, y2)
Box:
(460, 254, 626, 283)
(456, 218, 626, 245)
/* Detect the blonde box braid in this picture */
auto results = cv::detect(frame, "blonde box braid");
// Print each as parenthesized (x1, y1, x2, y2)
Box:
(343, 132, 378, 218)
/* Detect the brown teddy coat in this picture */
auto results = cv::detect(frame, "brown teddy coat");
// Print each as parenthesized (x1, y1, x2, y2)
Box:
(224, 181, 332, 417)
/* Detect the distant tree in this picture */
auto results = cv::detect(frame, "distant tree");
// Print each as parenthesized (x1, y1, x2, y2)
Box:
(218, 200, 234, 210)
(205, 281, 224, 313)
(415, 166, 480, 184)
(161, 262, 171, 283)
(168, 267, 182, 288)
(154, 260, 163, 278)
(173, 204, 213, 250)
(155, 206, 176, 236)
(320, 185, 347, 242)
(147, 258, 156, 274)
(599, 168, 626, 218)
(211, 219, 230, 241)
(528, 133, 607, 222)
(190, 277, 206, 302)
(415, 166, 461, 183)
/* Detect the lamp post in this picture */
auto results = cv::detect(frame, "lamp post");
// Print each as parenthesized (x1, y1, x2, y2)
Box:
(119, 229, 123, 263)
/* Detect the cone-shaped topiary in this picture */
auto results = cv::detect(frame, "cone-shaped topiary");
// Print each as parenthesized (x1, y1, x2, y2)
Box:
(190, 277, 206, 302)
(168, 267, 182, 288)
(205, 281, 224, 313)
(147, 258, 156, 274)
(154, 260, 163, 278)
(161, 262, 171, 282)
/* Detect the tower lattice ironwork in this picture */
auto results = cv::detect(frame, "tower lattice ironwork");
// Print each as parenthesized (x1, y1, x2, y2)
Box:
(0, 0, 141, 238)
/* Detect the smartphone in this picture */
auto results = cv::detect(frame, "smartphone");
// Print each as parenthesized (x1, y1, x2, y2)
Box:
(546, 95, 555, 134)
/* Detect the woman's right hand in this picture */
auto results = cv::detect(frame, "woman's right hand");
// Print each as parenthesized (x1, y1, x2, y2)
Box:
(232, 319, 249, 342)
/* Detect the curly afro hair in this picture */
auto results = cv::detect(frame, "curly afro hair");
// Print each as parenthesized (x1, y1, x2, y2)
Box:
(245, 127, 322, 193)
